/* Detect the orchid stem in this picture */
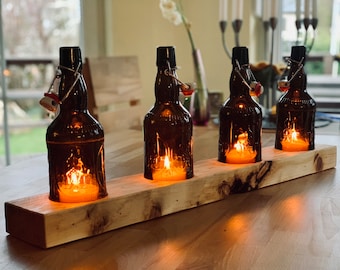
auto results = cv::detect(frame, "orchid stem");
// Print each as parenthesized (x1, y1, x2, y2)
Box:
(178, 0, 196, 51)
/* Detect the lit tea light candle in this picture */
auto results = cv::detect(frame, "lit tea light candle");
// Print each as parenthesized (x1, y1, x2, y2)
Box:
(58, 166, 99, 203)
(281, 128, 309, 151)
(152, 155, 186, 181)
(226, 132, 257, 164)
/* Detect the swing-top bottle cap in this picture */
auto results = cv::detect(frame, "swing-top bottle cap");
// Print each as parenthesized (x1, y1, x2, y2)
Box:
(232, 46, 249, 66)
(59, 46, 82, 70)
(291, 46, 306, 64)
(157, 46, 176, 68)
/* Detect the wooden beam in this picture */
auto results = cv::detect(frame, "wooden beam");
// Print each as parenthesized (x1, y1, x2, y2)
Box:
(5, 144, 337, 248)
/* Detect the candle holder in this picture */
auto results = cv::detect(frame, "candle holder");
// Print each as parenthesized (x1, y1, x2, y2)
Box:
(232, 19, 242, 47)
(48, 143, 107, 203)
(275, 46, 316, 151)
(5, 144, 336, 248)
(46, 47, 107, 203)
(219, 47, 262, 164)
(298, 16, 318, 54)
(144, 47, 193, 181)
(219, 19, 243, 59)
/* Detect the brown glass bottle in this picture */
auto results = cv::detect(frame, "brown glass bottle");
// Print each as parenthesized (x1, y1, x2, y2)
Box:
(47, 47, 107, 202)
(218, 47, 262, 164)
(144, 46, 193, 180)
(275, 46, 316, 151)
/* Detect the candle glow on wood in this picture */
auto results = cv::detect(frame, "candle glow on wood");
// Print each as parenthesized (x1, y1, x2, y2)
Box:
(281, 127, 309, 152)
(58, 157, 99, 203)
(152, 148, 187, 181)
(226, 132, 257, 164)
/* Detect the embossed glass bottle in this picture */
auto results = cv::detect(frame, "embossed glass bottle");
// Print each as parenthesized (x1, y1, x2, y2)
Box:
(218, 47, 262, 164)
(144, 46, 193, 180)
(275, 46, 316, 151)
(47, 47, 107, 202)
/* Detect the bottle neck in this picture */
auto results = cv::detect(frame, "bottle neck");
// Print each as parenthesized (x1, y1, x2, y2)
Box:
(58, 67, 88, 112)
(155, 66, 180, 103)
(229, 66, 250, 97)
(288, 61, 306, 92)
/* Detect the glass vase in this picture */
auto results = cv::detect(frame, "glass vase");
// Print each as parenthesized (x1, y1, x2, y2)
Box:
(190, 49, 210, 126)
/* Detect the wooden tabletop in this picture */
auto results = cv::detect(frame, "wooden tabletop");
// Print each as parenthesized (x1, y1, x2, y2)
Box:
(1, 124, 340, 269)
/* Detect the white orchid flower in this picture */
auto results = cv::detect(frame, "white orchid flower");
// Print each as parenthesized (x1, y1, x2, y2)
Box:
(159, 0, 183, 26)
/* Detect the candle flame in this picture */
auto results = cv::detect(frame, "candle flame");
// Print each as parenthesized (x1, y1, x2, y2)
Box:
(164, 155, 171, 169)
(282, 120, 306, 143)
(65, 157, 89, 192)
(154, 147, 185, 171)
(291, 129, 298, 141)
(152, 147, 187, 181)
(283, 127, 304, 143)
(233, 132, 249, 152)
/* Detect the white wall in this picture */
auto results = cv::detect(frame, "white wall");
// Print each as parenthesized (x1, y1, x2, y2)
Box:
(82, 0, 258, 112)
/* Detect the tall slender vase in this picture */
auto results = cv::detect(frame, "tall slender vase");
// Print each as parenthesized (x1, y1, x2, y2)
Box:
(190, 49, 210, 126)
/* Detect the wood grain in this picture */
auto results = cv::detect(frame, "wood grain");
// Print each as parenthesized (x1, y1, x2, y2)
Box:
(5, 144, 336, 248)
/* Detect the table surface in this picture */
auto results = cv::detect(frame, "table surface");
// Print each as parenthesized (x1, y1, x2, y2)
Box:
(1, 123, 340, 270)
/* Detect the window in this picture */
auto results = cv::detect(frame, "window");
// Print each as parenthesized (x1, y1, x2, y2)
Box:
(280, 0, 339, 75)
(1, 0, 81, 166)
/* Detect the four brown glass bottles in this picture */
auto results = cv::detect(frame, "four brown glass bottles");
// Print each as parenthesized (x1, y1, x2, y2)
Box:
(46, 45, 315, 199)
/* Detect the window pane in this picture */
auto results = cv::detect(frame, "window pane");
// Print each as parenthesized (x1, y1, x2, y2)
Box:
(3, 0, 80, 58)
(0, 0, 80, 165)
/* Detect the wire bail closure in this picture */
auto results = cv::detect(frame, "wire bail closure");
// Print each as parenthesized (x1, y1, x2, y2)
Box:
(278, 57, 304, 92)
(164, 60, 194, 96)
(39, 67, 62, 113)
(39, 64, 82, 114)
(235, 60, 263, 97)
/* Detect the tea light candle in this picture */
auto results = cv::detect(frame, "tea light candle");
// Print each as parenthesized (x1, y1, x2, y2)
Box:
(58, 167, 99, 203)
(226, 132, 257, 164)
(152, 155, 186, 181)
(281, 128, 309, 151)
(59, 183, 99, 203)
(226, 147, 257, 164)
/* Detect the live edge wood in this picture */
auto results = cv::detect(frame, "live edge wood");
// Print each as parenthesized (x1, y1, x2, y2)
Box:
(5, 144, 337, 249)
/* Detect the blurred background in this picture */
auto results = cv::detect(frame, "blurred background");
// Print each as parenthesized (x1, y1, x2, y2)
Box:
(1, 0, 339, 166)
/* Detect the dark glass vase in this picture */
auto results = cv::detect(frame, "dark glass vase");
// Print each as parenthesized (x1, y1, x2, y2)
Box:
(218, 47, 262, 164)
(144, 46, 193, 180)
(190, 49, 210, 126)
(275, 46, 316, 151)
(47, 47, 107, 203)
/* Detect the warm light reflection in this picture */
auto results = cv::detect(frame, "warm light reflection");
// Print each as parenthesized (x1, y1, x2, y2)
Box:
(157, 241, 182, 264)
(226, 131, 256, 164)
(276, 195, 306, 230)
(225, 213, 250, 243)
